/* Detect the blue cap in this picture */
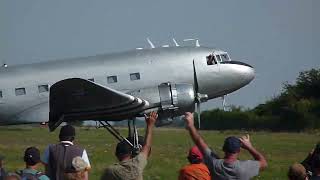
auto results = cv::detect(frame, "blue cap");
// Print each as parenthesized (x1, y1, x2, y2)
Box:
(223, 136, 241, 153)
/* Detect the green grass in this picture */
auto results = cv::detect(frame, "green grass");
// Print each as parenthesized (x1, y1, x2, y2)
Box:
(0, 126, 319, 179)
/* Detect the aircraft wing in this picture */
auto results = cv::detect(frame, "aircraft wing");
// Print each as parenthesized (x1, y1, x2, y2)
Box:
(49, 78, 149, 131)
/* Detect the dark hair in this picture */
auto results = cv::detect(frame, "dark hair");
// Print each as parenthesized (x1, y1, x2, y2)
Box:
(223, 136, 241, 154)
(187, 155, 202, 164)
(59, 125, 76, 141)
(24, 147, 40, 166)
(59, 136, 75, 142)
(115, 140, 132, 158)
(115, 136, 145, 158)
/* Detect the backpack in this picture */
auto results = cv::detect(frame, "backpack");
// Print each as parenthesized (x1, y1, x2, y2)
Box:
(17, 170, 44, 180)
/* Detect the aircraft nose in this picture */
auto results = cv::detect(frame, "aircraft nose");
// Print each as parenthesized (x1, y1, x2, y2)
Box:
(237, 62, 255, 85)
(219, 61, 255, 94)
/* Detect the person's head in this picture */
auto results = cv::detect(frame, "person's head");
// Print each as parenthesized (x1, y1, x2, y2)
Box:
(187, 146, 203, 164)
(64, 156, 88, 180)
(24, 147, 41, 167)
(288, 163, 308, 180)
(115, 136, 145, 161)
(223, 136, 241, 155)
(4, 173, 21, 180)
(115, 140, 132, 161)
(59, 125, 75, 142)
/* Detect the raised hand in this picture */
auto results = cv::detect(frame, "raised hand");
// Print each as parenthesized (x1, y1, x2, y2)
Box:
(145, 111, 158, 126)
(184, 112, 194, 129)
(239, 134, 253, 150)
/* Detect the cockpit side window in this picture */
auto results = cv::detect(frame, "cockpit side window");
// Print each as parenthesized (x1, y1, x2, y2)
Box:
(206, 55, 217, 65)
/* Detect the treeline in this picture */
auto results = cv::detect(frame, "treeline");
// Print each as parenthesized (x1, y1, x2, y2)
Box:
(197, 68, 320, 131)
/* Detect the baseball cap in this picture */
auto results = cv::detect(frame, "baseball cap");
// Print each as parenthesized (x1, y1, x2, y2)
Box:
(59, 125, 75, 139)
(24, 147, 41, 166)
(188, 146, 204, 161)
(288, 163, 307, 180)
(223, 136, 241, 153)
(72, 156, 88, 171)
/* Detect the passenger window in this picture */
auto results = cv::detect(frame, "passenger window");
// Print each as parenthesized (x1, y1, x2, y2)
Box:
(0, 90, 2, 98)
(107, 76, 117, 84)
(88, 78, 94, 82)
(38, 85, 49, 93)
(130, 73, 140, 81)
(15, 88, 26, 96)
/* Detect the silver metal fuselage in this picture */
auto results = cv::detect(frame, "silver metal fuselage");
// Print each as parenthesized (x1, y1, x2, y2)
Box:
(0, 47, 255, 124)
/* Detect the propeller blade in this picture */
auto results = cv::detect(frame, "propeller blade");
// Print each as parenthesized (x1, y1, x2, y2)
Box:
(197, 102, 201, 129)
(193, 60, 199, 93)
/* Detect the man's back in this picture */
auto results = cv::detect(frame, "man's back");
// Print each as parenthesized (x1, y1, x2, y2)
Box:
(45, 142, 85, 180)
(208, 159, 259, 180)
(101, 153, 147, 180)
(179, 163, 211, 180)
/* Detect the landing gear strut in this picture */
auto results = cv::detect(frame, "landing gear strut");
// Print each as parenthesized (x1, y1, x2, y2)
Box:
(98, 117, 142, 155)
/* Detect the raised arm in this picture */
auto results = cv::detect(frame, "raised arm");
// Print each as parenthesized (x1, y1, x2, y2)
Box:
(141, 111, 158, 156)
(184, 112, 209, 155)
(239, 134, 268, 171)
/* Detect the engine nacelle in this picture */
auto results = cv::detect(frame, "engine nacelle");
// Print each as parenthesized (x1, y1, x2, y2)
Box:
(127, 82, 196, 125)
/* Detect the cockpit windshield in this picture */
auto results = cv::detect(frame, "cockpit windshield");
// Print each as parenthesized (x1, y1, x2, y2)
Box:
(221, 54, 230, 61)
(207, 52, 230, 65)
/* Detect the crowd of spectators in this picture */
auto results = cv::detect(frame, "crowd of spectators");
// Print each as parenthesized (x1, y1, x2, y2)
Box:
(0, 112, 319, 180)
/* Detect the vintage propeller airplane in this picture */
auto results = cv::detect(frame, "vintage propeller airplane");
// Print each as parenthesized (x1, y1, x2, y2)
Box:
(0, 39, 254, 148)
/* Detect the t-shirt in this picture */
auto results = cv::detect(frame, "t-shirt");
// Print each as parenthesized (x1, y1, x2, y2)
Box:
(179, 163, 211, 180)
(204, 148, 260, 180)
(21, 168, 49, 180)
(101, 153, 148, 180)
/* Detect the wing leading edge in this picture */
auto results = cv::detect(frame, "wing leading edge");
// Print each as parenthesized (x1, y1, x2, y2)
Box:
(49, 78, 149, 131)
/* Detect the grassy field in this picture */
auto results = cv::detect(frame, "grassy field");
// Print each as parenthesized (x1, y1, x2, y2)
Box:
(0, 126, 319, 179)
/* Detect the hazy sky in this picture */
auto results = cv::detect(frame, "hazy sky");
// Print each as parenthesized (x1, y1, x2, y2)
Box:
(0, 0, 319, 110)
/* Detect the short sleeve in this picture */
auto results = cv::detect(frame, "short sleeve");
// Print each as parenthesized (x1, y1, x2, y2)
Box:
(82, 149, 91, 168)
(42, 145, 50, 164)
(239, 160, 260, 178)
(203, 148, 216, 171)
(135, 153, 148, 170)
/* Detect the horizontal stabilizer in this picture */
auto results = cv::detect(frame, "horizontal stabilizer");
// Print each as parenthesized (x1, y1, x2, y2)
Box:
(49, 78, 149, 131)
